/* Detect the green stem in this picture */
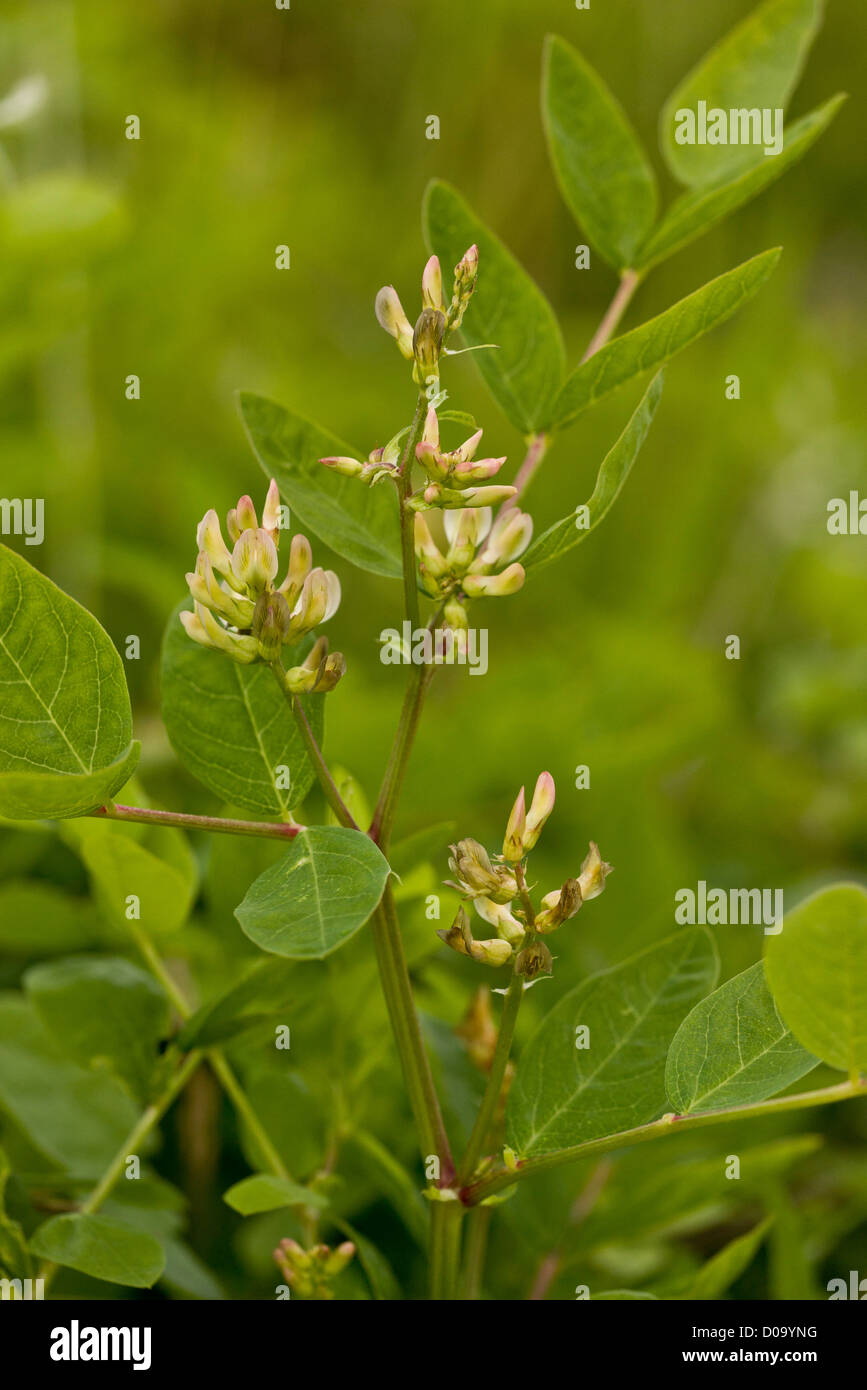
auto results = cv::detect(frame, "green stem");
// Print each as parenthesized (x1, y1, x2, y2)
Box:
(501, 430, 548, 513)
(396, 391, 428, 631)
(94, 803, 302, 840)
(464, 1077, 867, 1206)
(458, 972, 523, 1185)
(38, 1050, 203, 1292)
(580, 267, 642, 362)
(371, 884, 455, 1183)
(369, 660, 435, 851)
(460, 1206, 492, 1300)
(129, 923, 291, 1181)
(429, 1201, 462, 1300)
(268, 664, 357, 829)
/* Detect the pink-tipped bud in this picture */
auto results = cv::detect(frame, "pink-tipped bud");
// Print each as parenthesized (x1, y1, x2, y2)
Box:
(502, 786, 527, 864)
(460, 484, 518, 508)
(235, 494, 258, 532)
(320, 455, 365, 478)
(230, 527, 279, 593)
(262, 479, 282, 538)
(523, 772, 556, 851)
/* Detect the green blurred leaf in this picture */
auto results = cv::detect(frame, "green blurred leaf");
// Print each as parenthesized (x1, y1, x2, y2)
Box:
(543, 35, 658, 269)
(236, 1070, 324, 1179)
(660, 0, 825, 187)
(62, 817, 197, 937)
(765, 883, 867, 1074)
(239, 393, 401, 578)
(0, 173, 126, 268)
(223, 1174, 328, 1215)
(423, 179, 565, 434)
(0, 546, 139, 819)
(506, 929, 719, 1157)
(176, 958, 300, 1049)
(689, 1217, 773, 1299)
(25, 956, 170, 1103)
(234, 826, 390, 959)
(0, 1146, 30, 1280)
(0, 882, 104, 956)
(333, 1218, 401, 1301)
(161, 601, 322, 817)
(552, 249, 780, 429)
(29, 1213, 164, 1288)
(665, 961, 817, 1114)
(389, 821, 457, 879)
(161, 1239, 226, 1300)
(595, 1289, 658, 1300)
(346, 1131, 427, 1247)
(0, 994, 138, 1175)
(638, 96, 845, 268)
(524, 371, 664, 576)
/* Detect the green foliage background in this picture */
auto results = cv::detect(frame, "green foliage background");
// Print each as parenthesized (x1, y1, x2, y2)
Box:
(1, 0, 866, 1299)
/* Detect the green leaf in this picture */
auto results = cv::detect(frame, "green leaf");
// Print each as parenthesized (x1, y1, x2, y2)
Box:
(62, 816, 198, 937)
(506, 928, 718, 1158)
(665, 961, 818, 1115)
(239, 393, 401, 578)
(175, 958, 300, 1049)
(223, 1174, 328, 1216)
(660, 0, 826, 187)
(237, 1070, 324, 1179)
(346, 1131, 427, 1247)
(25, 956, 170, 1103)
(29, 1213, 165, 1288)
(333, 1218, 401, 1301)
(161, 601, 323, 817)
(161, 1239, 225, 1300)
(542, 35, 658, 269)
(765, 883, 867, 1075)
(0, 1146, 30, 1280)
(235, 826, 390, 959)
(0, 546, 139, 818)
(0, 994, 138, 1176)
(689, 1218, 773, 1300)
(423, 179, 565, 434)
(552, 249, 780, 429)
(638, 96, 844, 268)
(523, 371, 664, 576)
(0, 881, 104, 956)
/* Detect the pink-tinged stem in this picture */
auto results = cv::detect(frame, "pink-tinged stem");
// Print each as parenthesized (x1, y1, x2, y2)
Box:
(93, 803, 302, 840)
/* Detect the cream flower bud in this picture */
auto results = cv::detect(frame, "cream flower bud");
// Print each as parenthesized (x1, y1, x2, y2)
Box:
(473, 895, 525, 946)
(320, 455, 365, 478)
(414, 514, 449, 579)
(230, 527, 279, 593)
(578, 842, 613, 900)
(535, 879, 582, 934)
(475, 510, 534, 570)
(470, 938, 513, 967)
(180, 603, 258, 664)
(421, 255, 444, 312)
(459, 485, 518, 508)
(444, 508, 480, 570)
(449, 243, 479, 331)
(196, 509, 234, 582)
(262, 479, 282, 539)
(447, 838, 518, 904)
(284, 635, 346, 693)
(186, 552, 254, 628)
(252, 590, 292, 662)
(412, 307, 446, 384)
(443, 597, 469, 631)
(524, 771, 556, 851)
(443, 506, 492, 550)
(323, 1242, 356, 1277)
(502, 786, 527, 864)
(375, 286, 414, 359)
(462, 562, 525, 597)
(235, 495, 258, 532)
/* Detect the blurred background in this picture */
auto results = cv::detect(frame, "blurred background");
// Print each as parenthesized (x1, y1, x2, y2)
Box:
(1, 0, 866, 1300)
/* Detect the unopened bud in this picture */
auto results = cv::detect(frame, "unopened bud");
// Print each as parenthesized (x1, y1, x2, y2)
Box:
(535, 878, 582, 934)
(449, 243, 479, 332)
(462, 562, 525, 597)
(523, 772, 556, 851)
(502, 786, 527, 864)
(421, 255, 444, 312)
(253, 590, 292, 661)
(412, 307, 446, 384)
(231, 528, 279, 594)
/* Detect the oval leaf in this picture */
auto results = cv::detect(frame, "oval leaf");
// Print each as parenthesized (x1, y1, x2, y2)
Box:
(29, 1213, 165, 1288)
(506, 928, 719, 1158)
(223, 1174, 328, 1215)
(553, 249, 780, 429)
(423, 179, 565, 434)
(638, 95, 845, 269)
(765, 883, 867, 1075)
(161, 601, 323, 817)
(235, 825, 391, 959)
(25, 956, 170, 1103)
(543, 35, 658, 269)
(0, 546, 139, 818)
(62, 817, 198, 937)
(524, 370, 664, 576)
(239, 393, 401, 578)
(660, 0, 825, 187)
(665, 961, 817, 1115)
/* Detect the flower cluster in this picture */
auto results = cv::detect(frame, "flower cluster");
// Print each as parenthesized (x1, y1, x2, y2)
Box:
(374, 246, 479, 387)
(181, 480, 345, 692)
(273, 1237, 355, 1300)
(438, 774, 612, 977)
(415, 504, 532, 628)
